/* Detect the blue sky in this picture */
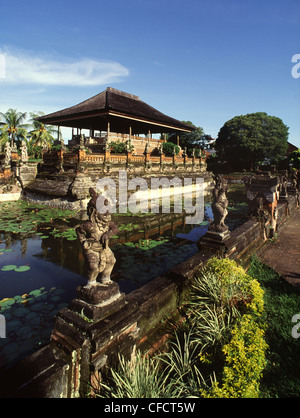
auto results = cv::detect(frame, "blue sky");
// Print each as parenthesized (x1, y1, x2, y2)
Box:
(0, 0, 299, 147)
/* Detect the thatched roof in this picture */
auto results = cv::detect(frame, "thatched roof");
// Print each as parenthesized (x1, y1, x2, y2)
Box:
(36, 87, 195, 134)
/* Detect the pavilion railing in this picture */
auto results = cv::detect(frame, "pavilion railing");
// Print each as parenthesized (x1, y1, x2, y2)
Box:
(40, 148, 207, 173)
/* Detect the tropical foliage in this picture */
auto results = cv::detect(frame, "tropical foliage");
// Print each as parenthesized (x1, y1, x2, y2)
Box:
(167, 121, 205, 150)
(162, 141, 180, 156)
(0, 108, 29, 148)
(288, 148, 300, 169)
(93, 258, 269, 399)
(109, 140, 134, 154)
(0, 108, 59, 157)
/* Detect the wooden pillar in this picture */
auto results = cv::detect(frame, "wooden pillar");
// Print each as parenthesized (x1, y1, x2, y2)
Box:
(164, 133, 167, 143)
(107, 120, 110, 141)
(148, 130, 151, 144)
(177, 134, 180, 147)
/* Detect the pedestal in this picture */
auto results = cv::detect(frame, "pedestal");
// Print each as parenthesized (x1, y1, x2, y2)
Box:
(198, 230, 231, 255)
(51, 280, 138, 396)
(70, 281, 126, 321)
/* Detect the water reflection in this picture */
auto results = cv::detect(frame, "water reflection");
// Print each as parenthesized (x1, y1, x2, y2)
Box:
(0, 192, 248, 371)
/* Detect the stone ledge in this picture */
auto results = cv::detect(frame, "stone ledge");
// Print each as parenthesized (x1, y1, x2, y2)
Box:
(0, 192, 22, 202)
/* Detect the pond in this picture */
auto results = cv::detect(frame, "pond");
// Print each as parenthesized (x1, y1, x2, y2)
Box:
(0, 185, 248, 371)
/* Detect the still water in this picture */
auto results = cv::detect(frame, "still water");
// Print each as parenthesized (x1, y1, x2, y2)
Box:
(0, 194, 248, 370)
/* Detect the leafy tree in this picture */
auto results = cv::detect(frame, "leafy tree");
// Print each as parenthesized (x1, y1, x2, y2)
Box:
(199, 134, 215, 150)
(215, 112, 289, 170)
(167, 121, 204, 149)
(288, 149, 300, 169)
(0, 108, 30, 148)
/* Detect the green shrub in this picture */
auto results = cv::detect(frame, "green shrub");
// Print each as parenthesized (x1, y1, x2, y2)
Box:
(203, 314, 268, 398)
(187, 258, 267, 398)
(162, 141, 179, 156)
(94, 258, 268, 399)
(109, 140, 133, 154)
(248, 256, 300, 397)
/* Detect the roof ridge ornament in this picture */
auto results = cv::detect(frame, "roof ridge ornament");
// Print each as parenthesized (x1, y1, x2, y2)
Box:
(106, 87, 140, 101)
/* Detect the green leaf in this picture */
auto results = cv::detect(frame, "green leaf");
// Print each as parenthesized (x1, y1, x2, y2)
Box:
(14, 266, 31, 272)
(1, 265, 18, 271)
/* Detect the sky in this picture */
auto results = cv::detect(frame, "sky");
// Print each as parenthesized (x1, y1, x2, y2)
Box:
(0, 0, 299, 147)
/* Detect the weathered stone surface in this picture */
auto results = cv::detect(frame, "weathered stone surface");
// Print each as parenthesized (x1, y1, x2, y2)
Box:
(70, 294, 127, 321)
(76, 188, 118, 286)
(0, 345, 69, 398)
(70, 172, 92, 200)
(26, 174, 75, 197)
(76, 281, 121, 305)
(18, 162, 38, 187)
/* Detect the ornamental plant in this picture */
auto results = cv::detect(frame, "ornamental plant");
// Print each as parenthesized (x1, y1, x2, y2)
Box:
(193, 258, 267, 398)
(94, 258, 268, 399)
(162, 141, 179, 156)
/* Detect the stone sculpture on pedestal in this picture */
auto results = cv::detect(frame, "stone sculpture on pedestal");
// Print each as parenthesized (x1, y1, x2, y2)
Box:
(208, 174, 229, 235)
(20, 140, 28, 163)
(76, 188, 118, 288)
(4, 142, 11, 167)
(197, 174, 230, 254)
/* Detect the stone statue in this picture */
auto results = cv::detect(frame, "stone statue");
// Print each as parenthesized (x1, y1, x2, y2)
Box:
(280, 170, 288, 197)
(20, 140, 28, 162)
(4, 141, 11, 167)
(76, 188, 118, 287)
(208, 175, 229, 233)
(290, 170, 298, 189)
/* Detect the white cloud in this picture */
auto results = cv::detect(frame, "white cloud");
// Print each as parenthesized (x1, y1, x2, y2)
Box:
(0, 47, 129, 86)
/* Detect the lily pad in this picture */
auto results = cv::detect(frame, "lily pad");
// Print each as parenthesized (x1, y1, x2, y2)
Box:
(0, 298, 15, 307)
(29, 289, 42, 297)
(14, 266, 31, 273)
(1, 265, 18, 271)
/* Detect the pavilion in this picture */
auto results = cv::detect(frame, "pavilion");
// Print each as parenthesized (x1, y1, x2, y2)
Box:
(36, 87, 195, 154)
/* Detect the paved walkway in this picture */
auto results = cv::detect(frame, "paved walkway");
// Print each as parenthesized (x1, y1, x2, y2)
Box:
(259, 209, 300, 289)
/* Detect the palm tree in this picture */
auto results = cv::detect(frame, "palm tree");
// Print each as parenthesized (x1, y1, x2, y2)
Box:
(28, 112, 56, 151)
(0, 108, 29, 148)
(0, 125, 9, 152)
